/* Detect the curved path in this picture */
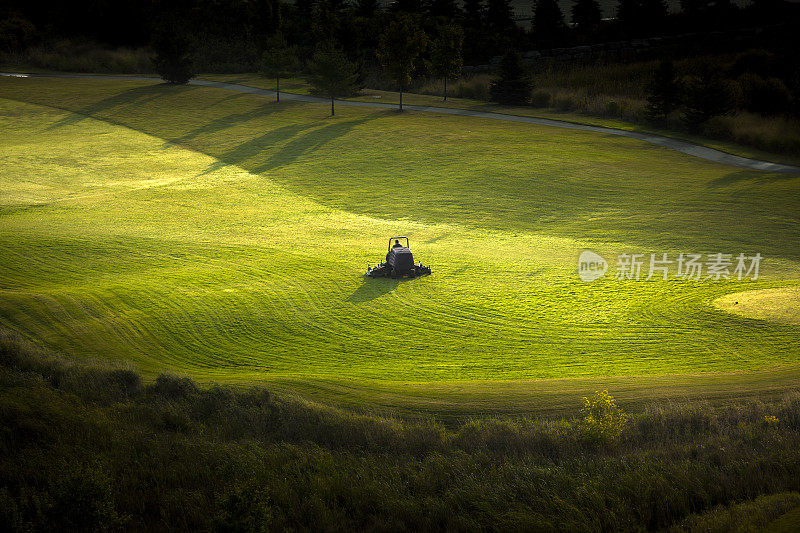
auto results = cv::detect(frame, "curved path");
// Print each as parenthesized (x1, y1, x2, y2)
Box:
(3, 71, 799, 174)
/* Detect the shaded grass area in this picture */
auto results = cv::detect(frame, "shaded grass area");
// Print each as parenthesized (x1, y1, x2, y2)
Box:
(203, 72, 800, 167)
(766, 504, 800, 533)
(0, 81, 798, 411)
(668, 493, 800, 532)
(2, 331, 800, 531)
(2, 78, 799, 257)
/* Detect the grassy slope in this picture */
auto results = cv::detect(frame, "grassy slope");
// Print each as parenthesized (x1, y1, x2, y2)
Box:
(0, 77, 798, 413)
(200, 73, 800, 167)
(3, 334, 800, 530)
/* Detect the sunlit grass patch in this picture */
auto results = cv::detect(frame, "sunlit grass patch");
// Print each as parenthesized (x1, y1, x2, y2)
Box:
(714, 287, 800, 326)
(0, 78, 798, 411)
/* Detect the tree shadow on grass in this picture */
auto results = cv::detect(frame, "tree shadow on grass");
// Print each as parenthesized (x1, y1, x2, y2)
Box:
(200, 112, 382, 176)
(197, 122, 317, 176)
(708, 170, 800, 188)
(46, 83, 196, 130)
(347, 277, 401, 303)
(165, 100, 299, 147)
(252, 113, 382, 172)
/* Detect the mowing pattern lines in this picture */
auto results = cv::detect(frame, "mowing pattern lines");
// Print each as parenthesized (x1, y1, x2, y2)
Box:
(0, 85, 798, 389)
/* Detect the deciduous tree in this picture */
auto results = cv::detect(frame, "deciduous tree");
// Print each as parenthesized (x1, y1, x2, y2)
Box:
(306, 46, 360, 116)
(430, 24, 464, 101)
(260, 33, 299, 103)
(377, 14, 427, 111)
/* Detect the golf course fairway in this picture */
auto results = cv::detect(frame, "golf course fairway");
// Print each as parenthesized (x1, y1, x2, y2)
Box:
(1, 77, 798, 414)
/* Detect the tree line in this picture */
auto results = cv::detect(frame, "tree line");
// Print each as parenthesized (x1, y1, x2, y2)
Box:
(2, 0, 799, 122)
(2, 0, 798, 66)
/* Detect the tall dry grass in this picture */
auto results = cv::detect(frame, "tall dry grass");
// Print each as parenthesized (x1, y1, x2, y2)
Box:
(2, 40, 153, 74)
(418, 59, 800, 156)
(2, 329, 800, 530)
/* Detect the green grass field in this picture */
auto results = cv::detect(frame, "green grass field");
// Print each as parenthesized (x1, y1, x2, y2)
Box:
(0, 77, 798, 414)
(200, 73, 800, 167)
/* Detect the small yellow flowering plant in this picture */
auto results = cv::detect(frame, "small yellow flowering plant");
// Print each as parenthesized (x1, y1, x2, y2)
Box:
(580, 390, 629, 444)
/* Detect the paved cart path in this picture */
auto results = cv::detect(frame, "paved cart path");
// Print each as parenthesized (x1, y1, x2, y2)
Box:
(3, 71, 799, 174)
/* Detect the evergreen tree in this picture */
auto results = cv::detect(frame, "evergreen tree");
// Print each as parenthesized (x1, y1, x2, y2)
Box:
(461, 0, 486, 63)
(490, 49, 532, 105)
(431, 24, 464, 101)
(312, 0, 346, 44)
(152, 22, 195, 84)
(532, 0, 566, 46)
(306, 46, 360, 116)
(295, 0, 316, 20)
(571, 0, 602, 29)
(427, 0, 461, 19)
(260, 33, 299, 103)
(463, 0, 485, 24)
(639, 0, 668, 32)
(486, 0, 515, 31)
(377, 14, 428, 111)
(682, 66, 734, 129)
(616, 0, 638, 28)
(391, 0, 424, 13)
(617, 0, 667, 35)
(355, 0, 379, 17)
(248, 0, 282, 47)
(645, 59, 680, 123)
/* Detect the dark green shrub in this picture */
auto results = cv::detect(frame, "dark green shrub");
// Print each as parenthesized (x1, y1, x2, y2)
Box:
(0, 488, 22, 532)
(738, 74, 792, 115)
(681, 67, 735, 129)
(212, 485, 273, 532)
(729, 49, 782, 79)
(157, 404, 195, 432)
(702, 116, 734, 139)
(0, 16, 36, 52)
(778, 391, 800, 430)
(490, 50, 532, 106)
(150, 373, 198, 399)
(530, 90, 552, 107)
(47, 461, 122, 531)
(555, 95, 577, 111)
(605, 100, 623, 116)
(106, 369, 142, 399)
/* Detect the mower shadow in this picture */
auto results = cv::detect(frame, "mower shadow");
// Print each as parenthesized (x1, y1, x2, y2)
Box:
(347, 277, 401, 303)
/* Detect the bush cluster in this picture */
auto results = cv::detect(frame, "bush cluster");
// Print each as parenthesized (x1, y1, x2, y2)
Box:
(2, 330, 800, 530)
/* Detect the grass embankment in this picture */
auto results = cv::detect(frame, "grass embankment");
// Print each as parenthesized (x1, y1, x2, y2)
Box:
(2, 332, 800, 530)
(0, 77, 798, 412)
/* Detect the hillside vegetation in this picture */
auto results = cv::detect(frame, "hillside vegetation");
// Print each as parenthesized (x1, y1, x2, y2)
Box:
(2, 330, 800, 530)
